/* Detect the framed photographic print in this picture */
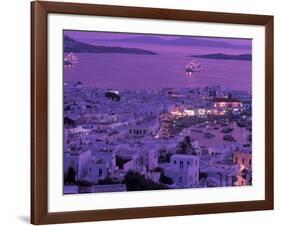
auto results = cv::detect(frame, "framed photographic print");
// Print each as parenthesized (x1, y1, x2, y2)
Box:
(31, 1, 274, 225)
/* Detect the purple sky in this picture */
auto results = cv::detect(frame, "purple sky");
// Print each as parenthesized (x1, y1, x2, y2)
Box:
(64, 30, 251, 47)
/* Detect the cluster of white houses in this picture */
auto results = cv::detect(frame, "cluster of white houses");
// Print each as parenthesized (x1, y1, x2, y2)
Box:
(63, 82, 252, 193)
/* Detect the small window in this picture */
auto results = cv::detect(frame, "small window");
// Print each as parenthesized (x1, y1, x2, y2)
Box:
(174, 160, 176, 164)
(187, 161, 190, 165)
(180, 161, 183, 169)
(242, 158, 245, 164)
(89, 168, 92, 172)
(99, 168, 102, 177)
(249, 159, 252, 165)
(179, 176, 182, 183)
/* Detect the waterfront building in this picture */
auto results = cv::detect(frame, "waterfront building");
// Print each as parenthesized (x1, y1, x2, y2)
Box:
(213, 96, 243, 111)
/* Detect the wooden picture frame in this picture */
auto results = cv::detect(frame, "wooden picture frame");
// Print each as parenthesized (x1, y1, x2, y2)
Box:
(31, 1, 274, 224)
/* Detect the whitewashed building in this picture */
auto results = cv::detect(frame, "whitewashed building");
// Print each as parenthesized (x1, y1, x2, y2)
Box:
(165, 154, 199, 188)
(63, 149, 92, 181)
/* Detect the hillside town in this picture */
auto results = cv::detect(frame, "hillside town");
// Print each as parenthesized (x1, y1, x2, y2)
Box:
(63, 81, 252, 194)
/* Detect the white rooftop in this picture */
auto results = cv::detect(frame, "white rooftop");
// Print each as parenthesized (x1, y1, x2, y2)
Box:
(171, 154, 198, 160)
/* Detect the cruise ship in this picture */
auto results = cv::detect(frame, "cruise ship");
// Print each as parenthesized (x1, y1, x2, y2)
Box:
(64, 52, 79, 66)
(185, 60, 203, 73)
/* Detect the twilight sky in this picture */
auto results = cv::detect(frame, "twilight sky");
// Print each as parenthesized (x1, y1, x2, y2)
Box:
(64, 30, 252, 48)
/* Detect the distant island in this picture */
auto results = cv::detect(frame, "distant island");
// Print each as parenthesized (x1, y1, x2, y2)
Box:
(99, 36, 251, 50)
(64, 35, 158, 55)
(190, 53, 252, 61)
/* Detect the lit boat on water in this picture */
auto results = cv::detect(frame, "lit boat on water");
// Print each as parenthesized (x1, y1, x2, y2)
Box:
(185, 60, 203, 73)
(64, 52, 79, 66)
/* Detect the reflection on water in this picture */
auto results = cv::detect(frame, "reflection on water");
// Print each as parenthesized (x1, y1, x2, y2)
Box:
(64, 46, 251, 91)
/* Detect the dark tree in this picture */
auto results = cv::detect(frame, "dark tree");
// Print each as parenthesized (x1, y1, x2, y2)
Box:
(65, 167, 76, 184)
(177, 141, 188, 154)
(123, 171, 167, 191)
(116, 156, 130, 169)
(64, 116, 76, 127)
(165, 153, 172, 162)
(199, 172, 208, 180)
(123, 171, 146, 191)
(176, 136, 197, 155)
(159, 174, 173, 185)
(158, 152, 172, 163)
